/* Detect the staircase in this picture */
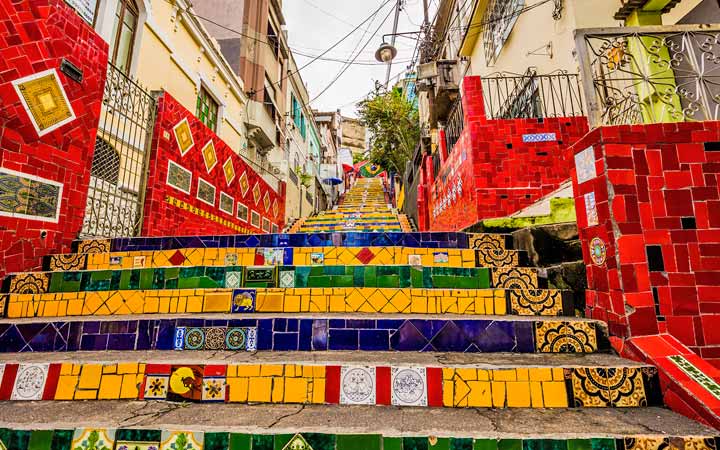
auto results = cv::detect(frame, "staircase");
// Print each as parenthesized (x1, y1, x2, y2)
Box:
(0, 177, 716, 449)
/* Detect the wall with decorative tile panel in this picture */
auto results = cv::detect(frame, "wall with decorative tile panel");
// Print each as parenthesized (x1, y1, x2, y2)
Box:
(141, 93, 286, 236)
(0, 0, 108, 277)
(426, 76, 589, 231)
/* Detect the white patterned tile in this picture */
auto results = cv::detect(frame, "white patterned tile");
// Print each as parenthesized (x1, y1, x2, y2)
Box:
(11, 363, 49, 401)
(584, 192, 599, 226)
(279, 270, 295, 288)
(575, 146, 597, 184)
(391, 367, 427, 406)
(246, 327, 258, 351)
(143, 375, 169, 400)
(225, 271, 242, 288)
(340, 366, 376, 405)
(201, 378, 226, 402)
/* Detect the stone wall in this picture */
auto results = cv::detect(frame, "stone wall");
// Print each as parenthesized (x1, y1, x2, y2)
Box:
(0, 0, 108, 277)
(142, 93, 286, 236)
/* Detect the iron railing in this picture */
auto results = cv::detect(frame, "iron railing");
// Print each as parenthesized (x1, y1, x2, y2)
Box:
(575, 24, 720, 127)
(81, 62, 157, 238)
(481, 70, 585, 120)
(444, 98, 464, 156)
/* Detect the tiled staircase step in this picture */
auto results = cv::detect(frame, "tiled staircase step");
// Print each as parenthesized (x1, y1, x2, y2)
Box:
(0, 403, 715, 440)
(68, 232, 512, 253)
(43, 246, 523, 272)
(0, 351, 660, 408)
(3, 287, 574, 319)
(0, 314, 609, 354)
(4, 266, 544, 293)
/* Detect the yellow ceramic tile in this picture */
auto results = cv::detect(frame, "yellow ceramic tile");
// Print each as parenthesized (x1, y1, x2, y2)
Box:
(542, 381, 569, 407)
(102, 365, 116, 374)
(506, 381, 531, 407)
(552, 368, 565, 380)
(248, 377, 272, 402)
(74, 389, 98, 400)
(120, 374, 141, 399)
(227, 377, 249, 403)
(530, 381, 544, 407)
(203, 292, 230, 312)
(529, 367, 553, 381)
(516, 368, 529, 381)
(78, 364, 103, 390)
(260, 365, 284, 377)
(60, 363, 75, 376)
(98, 374, 123, 400)
(312, 378, 325, 404)
(491, 381, 506, 407)
(54, 375, 78, 400)
(236, 365, 260, 377)
(466, 380, 492, 407)
(271, 378, 285, 403)
(493, 369, 517, 382)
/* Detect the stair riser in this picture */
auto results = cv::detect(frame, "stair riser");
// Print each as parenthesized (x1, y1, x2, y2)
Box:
(69, 233, 513, 253)
(3, 288, 574, 319)
(43, 247, 524, 272)
(0, 362, 661, 408)
(0, 318, 608, 354)
(0, 429, 716, 450)
(5, 267, 543, 293)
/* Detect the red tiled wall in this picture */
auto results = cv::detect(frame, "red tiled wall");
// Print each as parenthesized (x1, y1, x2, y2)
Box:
(428, 76, 589, 231)
(572, 123, 720, 367)
(0, 0, 108, 277)
(142, 93, 286, 236)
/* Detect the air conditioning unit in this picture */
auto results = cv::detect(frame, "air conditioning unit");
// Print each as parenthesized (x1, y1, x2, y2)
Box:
(417, 62, 438, 80)
(435, 60, 458, 93)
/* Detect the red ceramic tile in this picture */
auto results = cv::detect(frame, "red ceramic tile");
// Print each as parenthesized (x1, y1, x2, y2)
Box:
(42, 362, 61, 400)
(0, 364, 19, 400)
(324, 365, 340, 404)
(375, 366, 391, 406)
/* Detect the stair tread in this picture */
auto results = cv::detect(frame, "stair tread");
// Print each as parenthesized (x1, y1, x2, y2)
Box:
(0, 350, 642, 367)
(0, 402, 714, 437)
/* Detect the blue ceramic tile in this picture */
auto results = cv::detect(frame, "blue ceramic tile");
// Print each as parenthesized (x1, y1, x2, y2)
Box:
(273, 332, 299, 351)
(390, 321, 428, 351)
(328, 328, 358, 350)
(359, 329, 390, 351)
(80, 334, 108, 351)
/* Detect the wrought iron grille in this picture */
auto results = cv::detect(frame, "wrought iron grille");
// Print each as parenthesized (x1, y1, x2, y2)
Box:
(81, 62, 157, 238)
(482, 0, 526, 65)
(481, 70, 584, 119)
(432, 151, 441, 177)
(575, 24, 720, 127)
(444, 98, 464, 155)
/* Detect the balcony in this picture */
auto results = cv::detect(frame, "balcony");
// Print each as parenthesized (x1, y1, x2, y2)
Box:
(244, 100, 275, 155)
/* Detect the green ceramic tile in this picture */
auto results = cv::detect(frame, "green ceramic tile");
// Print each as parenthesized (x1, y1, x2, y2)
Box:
(309, 266, 325, 276)
(59, 280, 80, 292)
(422, 268, 433, 287)
(151, 270, 165, 289)
(139, 269, 154, 289)
(27, 430, 53, 450)
(474, 439, 498, 450)
(377, 266, 399, 276)
(119, 270, 132, 290)
(128, 269, 141, 290)
(252, 434, 274, 450)
(451, 438, 474, 450)
(178, 277, 200, 289)
(272, 434, 294, 450)
(48, 273, 63, 292)
(399, 266, 411, 287)
(180, 266, 204, 278)
(295, 267, 311, 287)
(198, 276, 221, 288)
(90, 270, 112, 281)
(476, 268, 490, 288)
(308, 276, 331, 287)
(206, 267, 227, 283)
(404, 437, 429, 450)
(110, 270, 122, 290)
(228, 433, 251, 450)
(333, 275, 355, 287)
(0, 428, 31, 450)
(345, 266, 355, 276)
(377, 274, 400, 288)
(568, 440, 592, 450)
(165, 267, 180, 279)
(383, 437, 403, 450)
(432, 438, 451, 450)
(410, 267, 424, 287)
(523, 440, 567, 450)
(456, 277, 479, 289)
(590, 439, 616, 450)
(62, 272, 81, 282)
(205, 432, 230, 450)
(353, 266, 365, 285)
(115, 429, 162, 442)
(498, 440, 522, 450)
(325, 266, 345, 275)
(245, 281, 271, 288)
(49, 430, 73, 450)
(302, 433, 335, 450)
(165, 278, 178, 289)
(432, 275, 457, 288)
(336, 434, 381, 450)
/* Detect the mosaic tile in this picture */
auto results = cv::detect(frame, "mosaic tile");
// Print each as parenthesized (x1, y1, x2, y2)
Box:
(70, 429, 115, 450)
(12, 68, 76, 136)
(584, 192, 598, 226)
(143, 376, 169, 400)
(391, 367, 427, 407)
(11, 363, 49, 401)
(201, 140, 218, 172)
(0, 168, 63, 222)
(166, 160, 192, 194)
(340, 366, 376, 405)
(534, 321, 597, 353)
(668, 355, 720, 400)
(231, 289, 256, 313)
(160, 431, 204, 450)
(574, 146, 596, 184)
(522, 132, 557, 143)
(173, 118, 194, 155)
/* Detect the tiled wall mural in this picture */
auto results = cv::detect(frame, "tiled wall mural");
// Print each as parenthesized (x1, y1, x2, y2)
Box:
(570, 123, 720, 367)
(142, 93, 285, 236)
(0, 0, 108, 277)
(423, 76, 589, 231)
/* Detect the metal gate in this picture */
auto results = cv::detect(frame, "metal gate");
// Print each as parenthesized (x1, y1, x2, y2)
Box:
(81, 62, 157, 238)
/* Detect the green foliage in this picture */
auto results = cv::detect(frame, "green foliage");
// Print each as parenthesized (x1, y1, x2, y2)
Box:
(357, 88, 419, 177)
(295, 166, 312, 188)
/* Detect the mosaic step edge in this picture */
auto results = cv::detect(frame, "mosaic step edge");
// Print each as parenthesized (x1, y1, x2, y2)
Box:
(67, 232, 514, 253)
(42, 246, 526, 272)
(1, 427, 718, 450)
(3, 266, 546, 294)
(0, 315, 610, 354)
(1, 287, 576, 318)
(0, 358, 661, 408)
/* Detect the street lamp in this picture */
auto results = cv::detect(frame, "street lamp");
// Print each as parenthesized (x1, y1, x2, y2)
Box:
(375, 42, 398, 63)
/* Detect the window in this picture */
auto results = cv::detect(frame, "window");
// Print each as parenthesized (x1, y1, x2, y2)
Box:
(291, 94, 306, 140)
(267, 21, 279, 59)
(482, 0, 525, 65)
(109, 0, 139, 73)
(196, 86, 219, 131)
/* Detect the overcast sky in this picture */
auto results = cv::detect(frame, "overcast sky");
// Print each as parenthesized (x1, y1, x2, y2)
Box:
(283, 0, 433, 117)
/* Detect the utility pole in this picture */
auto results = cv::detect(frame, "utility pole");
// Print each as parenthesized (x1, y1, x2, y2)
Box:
(422, 0, 429, 25)
(384, 0, 403, 87)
